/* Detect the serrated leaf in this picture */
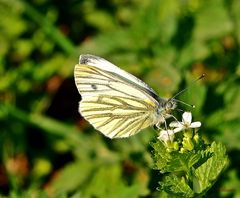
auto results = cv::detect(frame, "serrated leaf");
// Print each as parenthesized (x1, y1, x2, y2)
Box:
(159, 174, 194, 198)
(192, 150, 213, 170)
(161, 149, 212, 174)
(152, 141, 213, 174)
(193, 142, 228, 194)
(151, 141, 171, 171)
(165, 151, 202, 173)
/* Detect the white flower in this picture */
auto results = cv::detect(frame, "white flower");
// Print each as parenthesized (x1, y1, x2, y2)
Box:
(157, 129, 175, 143)
(170, 112, 201, 133)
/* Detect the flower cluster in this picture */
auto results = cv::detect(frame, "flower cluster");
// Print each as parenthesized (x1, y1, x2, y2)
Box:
(157, 112, 201, 151)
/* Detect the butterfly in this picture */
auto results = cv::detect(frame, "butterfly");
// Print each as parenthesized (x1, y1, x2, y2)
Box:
(74, 54, 177, 138)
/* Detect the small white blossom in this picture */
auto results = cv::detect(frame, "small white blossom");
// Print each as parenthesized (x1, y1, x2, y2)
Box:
(157, 129, 175, 143)
(170, 112, 201, 133)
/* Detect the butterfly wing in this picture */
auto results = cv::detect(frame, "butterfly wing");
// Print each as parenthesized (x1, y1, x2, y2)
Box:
(74, 54, 163, 138)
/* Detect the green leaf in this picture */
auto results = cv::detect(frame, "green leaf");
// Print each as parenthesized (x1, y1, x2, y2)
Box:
(159, 174, 194, 198)
(193, 142, 228, 194)
(165, 151, 210, 173)
(193, 150, 213, 170)
(151, 141, 171, 172)
(51, 160, 94, 195)
(193, 0, 233, 41)
(83, 164, 144, 198)
(167, 152, 198, 173)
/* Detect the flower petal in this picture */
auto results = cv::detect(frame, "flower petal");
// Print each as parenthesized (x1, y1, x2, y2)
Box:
(173, 127, 184, 133)
(158, 130, 174, 142)
(190, 121, 201, 128)
(182, 112, 192, 125)
(169, 121, 182, 128)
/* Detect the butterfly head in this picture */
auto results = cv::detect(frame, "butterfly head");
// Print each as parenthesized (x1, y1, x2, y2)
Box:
(164, 99, 177, 114)
(157, 99, 177, 119)
(154, 99, 177, 126)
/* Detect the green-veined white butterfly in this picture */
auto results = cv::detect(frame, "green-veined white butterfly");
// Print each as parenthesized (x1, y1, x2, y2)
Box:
(74, 54, 177, 138)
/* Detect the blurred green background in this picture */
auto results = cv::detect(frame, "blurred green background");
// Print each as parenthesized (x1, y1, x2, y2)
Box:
(0, 0, 240, 197)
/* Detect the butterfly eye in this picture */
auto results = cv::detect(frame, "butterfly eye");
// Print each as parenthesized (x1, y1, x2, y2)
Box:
(166, 100, 176, 110)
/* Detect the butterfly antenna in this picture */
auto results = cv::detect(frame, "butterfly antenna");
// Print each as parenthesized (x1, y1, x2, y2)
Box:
(176, 108, 184, 113)
(168, 74, 205, 107)
(174, 99, 195, 108)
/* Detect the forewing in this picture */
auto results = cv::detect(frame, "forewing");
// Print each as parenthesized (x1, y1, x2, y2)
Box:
(79, 54, 160, 99)
(74, 57, 160, 138)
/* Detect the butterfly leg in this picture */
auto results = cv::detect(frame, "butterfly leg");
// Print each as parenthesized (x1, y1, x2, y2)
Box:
(154, 114, 168, 131)
(167, 114, 181, 127)
(154, 123, 161, 131)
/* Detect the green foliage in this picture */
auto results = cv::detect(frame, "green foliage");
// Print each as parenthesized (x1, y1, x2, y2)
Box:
(194, 142, 228, 194)
(0, 0, 239, 197)
(152, 130, 228, 197)
(160, 175, 195, 198)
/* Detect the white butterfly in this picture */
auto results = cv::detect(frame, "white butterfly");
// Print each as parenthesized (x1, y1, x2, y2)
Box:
(74, 54, 177, 138)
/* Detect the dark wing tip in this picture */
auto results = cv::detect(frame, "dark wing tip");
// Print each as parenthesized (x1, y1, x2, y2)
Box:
(79, 54, 100, 64)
